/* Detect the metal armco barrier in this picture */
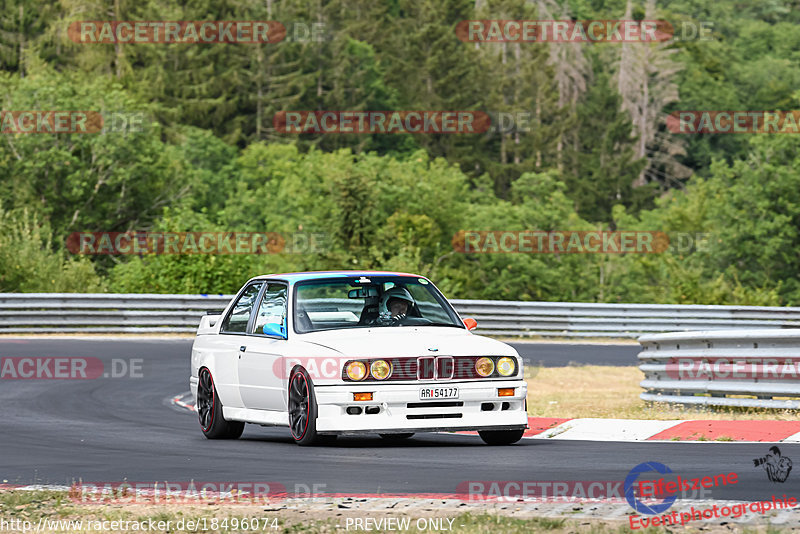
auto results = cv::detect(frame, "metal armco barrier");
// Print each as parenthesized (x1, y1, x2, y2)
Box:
(0, 293, 232, 333)
(2, 293, 800, 336)
(453, 300, 800, 337)
(638, 330, 800, 409)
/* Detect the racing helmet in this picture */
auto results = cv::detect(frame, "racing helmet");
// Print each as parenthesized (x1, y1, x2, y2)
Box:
(380, 286, 415, 315)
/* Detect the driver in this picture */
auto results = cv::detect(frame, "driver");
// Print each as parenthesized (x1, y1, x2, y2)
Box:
(377, 287, 415, 323)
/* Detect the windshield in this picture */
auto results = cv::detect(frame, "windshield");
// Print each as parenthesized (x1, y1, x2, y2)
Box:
(293, 276, 462, 333)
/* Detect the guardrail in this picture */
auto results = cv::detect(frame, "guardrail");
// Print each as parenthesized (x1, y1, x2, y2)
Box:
(0, 293, 231, 333)
(638, 330, 800, 409)
(454, 300, 800, 337)
(2, 293, 800, 336)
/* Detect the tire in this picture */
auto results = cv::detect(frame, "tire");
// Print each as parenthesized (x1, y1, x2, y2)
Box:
(288, 368, 322, 446)
(478, 429, 524, 445)
(197, 368, 245, 440)
(379, 433, 415, 440)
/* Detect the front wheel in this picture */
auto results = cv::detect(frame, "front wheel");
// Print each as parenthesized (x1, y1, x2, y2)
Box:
(478, 429, 524, 445)
(197, 368, 244, 439)
(288, 368, 321, 446)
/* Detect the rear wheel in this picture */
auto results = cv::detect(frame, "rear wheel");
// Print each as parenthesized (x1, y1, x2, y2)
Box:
(197, 368, 244, 439)
(478, 429, 524, 445)
(288, 368, 321, 446)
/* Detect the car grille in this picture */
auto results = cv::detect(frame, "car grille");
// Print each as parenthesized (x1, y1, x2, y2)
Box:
(341, 356, 512, 381)
(407, 401, 464, 409)
(417, 356, 435, 380)
(406, 400, 463, 420)
(407, 413, 463, 420)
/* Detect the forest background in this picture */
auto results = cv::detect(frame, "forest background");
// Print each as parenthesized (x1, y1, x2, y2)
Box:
(1, 0, 799, 305)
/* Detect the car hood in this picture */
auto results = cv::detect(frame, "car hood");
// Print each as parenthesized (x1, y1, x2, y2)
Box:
(298, 327, 519, 358)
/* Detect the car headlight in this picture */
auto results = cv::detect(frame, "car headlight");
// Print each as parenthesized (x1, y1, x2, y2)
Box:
(370, 360, 392, 380)
(475, 357, 495, 377)
(497, 357, 515, 376)
(346, 361, 367, 381)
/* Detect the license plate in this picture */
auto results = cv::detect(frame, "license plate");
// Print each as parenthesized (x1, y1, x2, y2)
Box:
(419, 387, 459, 400)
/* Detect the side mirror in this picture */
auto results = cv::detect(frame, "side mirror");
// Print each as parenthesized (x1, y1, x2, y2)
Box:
(463, 317, 478, 331)
(263, 322, 287, 339)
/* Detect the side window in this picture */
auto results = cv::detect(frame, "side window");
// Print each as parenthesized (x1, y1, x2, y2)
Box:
(252, 283, 288, 334)
(221, 282, 264, 334)
(406, 283, 454, 323)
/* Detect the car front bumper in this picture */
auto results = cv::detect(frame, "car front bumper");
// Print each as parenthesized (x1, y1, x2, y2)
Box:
(313, 379, 528, 434)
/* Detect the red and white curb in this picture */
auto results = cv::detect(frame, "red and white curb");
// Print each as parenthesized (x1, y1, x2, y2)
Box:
(169, 393, 798, 443)
(171, 391, 196, 412)
(520, 417, 800, 442)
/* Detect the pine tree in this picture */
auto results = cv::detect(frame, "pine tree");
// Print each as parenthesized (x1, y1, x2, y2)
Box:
(567, 69, 647, 222)
(531, 0, 590, 171)
(0, 0, 56, 74)
(614, 0, 690, 188)
(472, 0, 561, 196)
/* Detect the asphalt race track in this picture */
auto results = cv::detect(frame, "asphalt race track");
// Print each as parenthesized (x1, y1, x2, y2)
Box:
(0, 338, 791, 502)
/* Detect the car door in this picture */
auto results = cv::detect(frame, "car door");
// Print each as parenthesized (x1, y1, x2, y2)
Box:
(237, 282, 288, 411)
(217, 281, 264, 408)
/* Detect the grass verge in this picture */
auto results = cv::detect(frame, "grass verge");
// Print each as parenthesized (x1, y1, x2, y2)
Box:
(0, 490, 792, 533)
(525, 365, 800, 421)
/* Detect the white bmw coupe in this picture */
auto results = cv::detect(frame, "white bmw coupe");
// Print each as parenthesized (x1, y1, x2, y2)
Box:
(190, 271, 528, 445)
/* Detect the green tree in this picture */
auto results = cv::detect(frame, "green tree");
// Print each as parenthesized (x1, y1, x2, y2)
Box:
(567, 69, 647, 222)
(0, 209, 104, 292)
(0, 69, 193, 240)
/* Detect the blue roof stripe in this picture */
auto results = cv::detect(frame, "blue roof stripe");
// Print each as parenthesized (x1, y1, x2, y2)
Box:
(255, 270, 425, 282)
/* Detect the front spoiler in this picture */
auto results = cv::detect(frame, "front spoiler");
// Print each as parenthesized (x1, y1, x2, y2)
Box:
(313, 379, 528, 433)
